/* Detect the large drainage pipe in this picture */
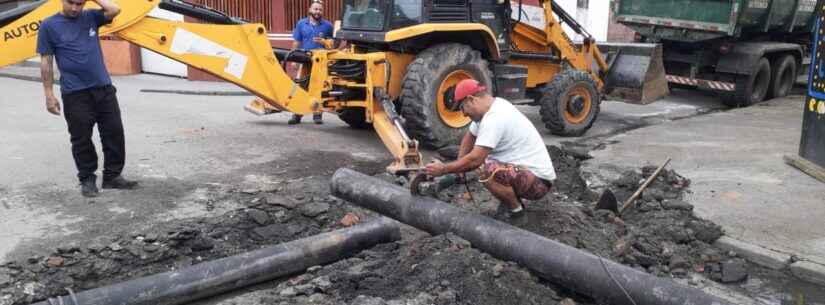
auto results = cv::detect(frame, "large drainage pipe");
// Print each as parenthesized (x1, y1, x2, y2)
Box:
(331, 168, 731, 305)
(34, 218, 400, 305)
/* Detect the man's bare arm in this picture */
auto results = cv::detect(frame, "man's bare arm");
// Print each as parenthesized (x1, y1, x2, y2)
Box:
(93, 0, 121, 21)
(457, 132, 476, 159)
(41, 55, 60, 115)
(445, 145, 490, 174)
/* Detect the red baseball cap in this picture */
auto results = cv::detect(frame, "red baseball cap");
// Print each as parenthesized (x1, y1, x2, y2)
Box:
(451, 79, 486, 111)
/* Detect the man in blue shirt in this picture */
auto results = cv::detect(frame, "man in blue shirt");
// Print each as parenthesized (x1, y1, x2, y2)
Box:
(287, 0, 334, 125)
(37, 0, 138, 197)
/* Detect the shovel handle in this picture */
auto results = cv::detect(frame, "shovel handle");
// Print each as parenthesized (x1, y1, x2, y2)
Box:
(619, 157, 672, 215)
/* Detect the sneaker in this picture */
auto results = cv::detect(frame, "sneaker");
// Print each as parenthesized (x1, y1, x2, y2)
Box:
(313, 113, 323, 124)
(80, 179, 99, 198)
(102, 176, 139, 189)
(288, 114, 302, 125)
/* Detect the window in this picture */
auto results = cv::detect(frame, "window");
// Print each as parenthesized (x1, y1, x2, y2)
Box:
(342, 0, 385, 30)
(391, 0, 421, 28)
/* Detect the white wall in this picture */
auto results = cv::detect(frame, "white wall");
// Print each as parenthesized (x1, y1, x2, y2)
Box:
(512, 0, 609, 42)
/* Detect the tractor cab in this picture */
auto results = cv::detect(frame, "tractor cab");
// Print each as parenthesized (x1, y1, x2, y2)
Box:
(337, 0, 512, 53)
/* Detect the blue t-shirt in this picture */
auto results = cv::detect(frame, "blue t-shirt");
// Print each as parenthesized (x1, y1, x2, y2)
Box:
(292, 17, 334, 51)
(36, 10, 112, 94)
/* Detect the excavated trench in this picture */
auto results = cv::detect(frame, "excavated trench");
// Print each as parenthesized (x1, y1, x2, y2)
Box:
(0, 146, 821, 305)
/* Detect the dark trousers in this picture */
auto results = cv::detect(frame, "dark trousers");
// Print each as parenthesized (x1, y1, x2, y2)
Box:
(61, 85, 125, 182)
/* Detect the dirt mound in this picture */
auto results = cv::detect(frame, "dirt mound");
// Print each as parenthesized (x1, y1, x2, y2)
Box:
(258, 233, 579, 305)
(0, 146, 737, 305)
(0, 176, 355, 305)
(428, 146, 727, 281)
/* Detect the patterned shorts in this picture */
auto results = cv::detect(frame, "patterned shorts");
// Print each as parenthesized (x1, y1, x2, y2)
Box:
(477, 159, 552, 201)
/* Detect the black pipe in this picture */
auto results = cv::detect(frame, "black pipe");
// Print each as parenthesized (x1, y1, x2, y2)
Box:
(330, 168, 733, 305)
(34, 218, 400, 305)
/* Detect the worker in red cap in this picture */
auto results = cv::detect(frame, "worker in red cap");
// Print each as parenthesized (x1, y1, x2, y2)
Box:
(425, 78, 556, 221)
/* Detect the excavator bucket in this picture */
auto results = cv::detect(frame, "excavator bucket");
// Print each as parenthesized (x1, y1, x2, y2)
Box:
(599, 43, 669, 104)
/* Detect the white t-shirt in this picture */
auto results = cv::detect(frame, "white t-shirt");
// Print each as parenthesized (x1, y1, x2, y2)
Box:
(469, 98, 557, 181)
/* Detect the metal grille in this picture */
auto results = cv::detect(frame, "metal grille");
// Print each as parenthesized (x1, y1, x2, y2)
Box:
(430, 2, 468, 22)
(285, 0, 343, 31)
(182, 0, 344, 33)
(185, 0, 275, 31)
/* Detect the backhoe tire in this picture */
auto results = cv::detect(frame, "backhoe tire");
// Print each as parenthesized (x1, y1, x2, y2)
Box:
(400, 43, 493, 148)
(768, 54, 796, 99)
(721, 58, 771, 107)
(338, 108, 371, 129)
(539, 70, 600, 137)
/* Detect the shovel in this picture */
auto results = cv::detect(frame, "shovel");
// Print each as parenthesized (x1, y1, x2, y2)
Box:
(595, 157, 672, 216)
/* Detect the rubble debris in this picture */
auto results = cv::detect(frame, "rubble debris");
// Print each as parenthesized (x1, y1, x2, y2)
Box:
(300, 202, 330, 217)
(0, 146, 756, 305)
(26, 220, 398, 305)
(719, 258, 749, 283)
(332, 168, 731, 305)
(261, 234, 568, 305)
(246, 209, 270, 225)
(0, 175, 355, 305)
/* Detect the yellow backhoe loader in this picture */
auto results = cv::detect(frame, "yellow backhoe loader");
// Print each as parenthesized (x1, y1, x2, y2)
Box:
(0, 0, 667, 174)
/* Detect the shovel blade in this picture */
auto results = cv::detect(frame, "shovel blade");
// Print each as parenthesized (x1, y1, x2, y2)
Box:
(596, 189, 619, 213)
(600, 43, 669, 104)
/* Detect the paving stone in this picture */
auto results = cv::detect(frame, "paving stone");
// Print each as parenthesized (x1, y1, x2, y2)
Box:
(265, 194, 298, 209)
(279, 287, 298, 297)
(714, 236, 790, 270)
(721, 258, 748, 283)
(661, 200, 693, 211)
(247, 209, 270, 225)
(0, 273, 11, 286)
(143, 233, 159, 243)
(790, 261, 825, 286)
(108, 242, 123, 252)
(300, 202, 330, 217)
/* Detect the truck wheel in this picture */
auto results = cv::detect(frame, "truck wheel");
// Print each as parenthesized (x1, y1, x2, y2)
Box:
(768, 55, 796, 99)
(539, 70, 600, 137)
(400, 43, 492, 148)
(722, 58, 771, 107)
(338, 108, 371, 129)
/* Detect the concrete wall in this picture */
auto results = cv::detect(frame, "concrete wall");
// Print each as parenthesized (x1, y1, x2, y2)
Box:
(513, 0, 610, 41)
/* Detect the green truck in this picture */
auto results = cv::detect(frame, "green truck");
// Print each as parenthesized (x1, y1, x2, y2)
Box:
(616, 0, 816, 106)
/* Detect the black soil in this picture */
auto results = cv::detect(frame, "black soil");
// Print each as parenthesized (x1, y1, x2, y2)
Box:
(0, 146, 748, 305)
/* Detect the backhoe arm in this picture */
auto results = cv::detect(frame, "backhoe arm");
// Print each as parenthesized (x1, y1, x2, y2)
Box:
(539, 0, 609, 89)
(114, 17, 319, 115)
(1, 0, 423, 174)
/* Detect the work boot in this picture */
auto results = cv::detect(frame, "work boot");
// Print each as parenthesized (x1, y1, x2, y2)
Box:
(102, 176, 139, 190)
(313, 113, 323, 124)
(80, 179, 99, 198)
(288, 114, 302, 125)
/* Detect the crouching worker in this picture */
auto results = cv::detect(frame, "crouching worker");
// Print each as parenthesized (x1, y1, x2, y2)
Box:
(425, 79, 556, 219)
